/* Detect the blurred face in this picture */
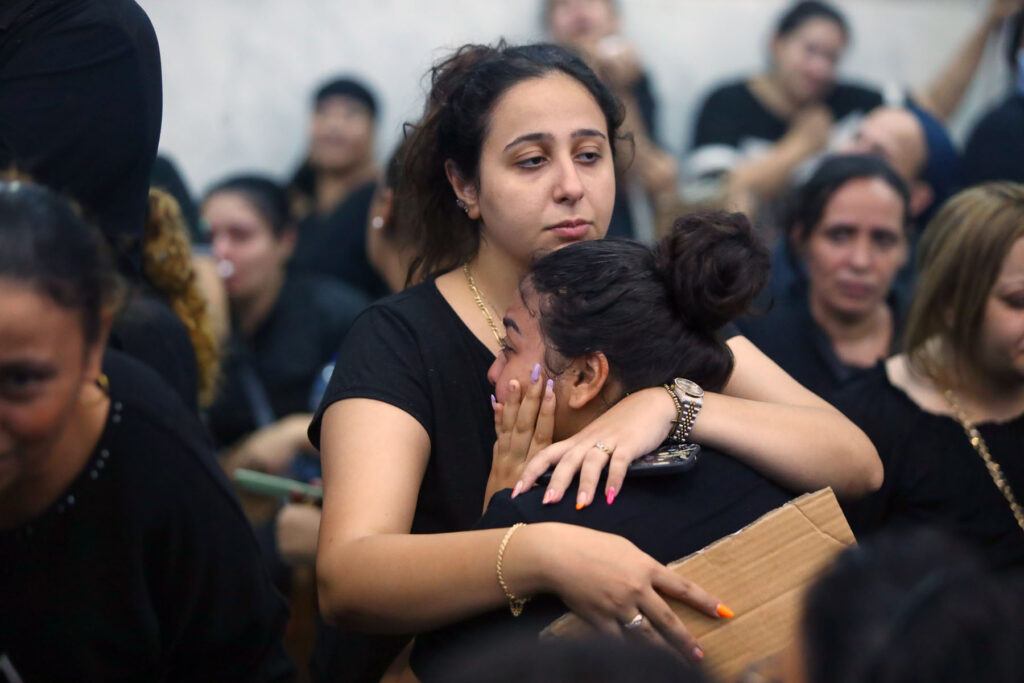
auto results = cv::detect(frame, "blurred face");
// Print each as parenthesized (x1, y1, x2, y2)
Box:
(801, 177, 908, 320)
(843, 108, 926, 183)
(486, 289, 577, 441)
(547, 0, 618, 49)
(0, 280, 98, 497)
(309, 95, 374, 173)
(977, 236, 1024, 383)
(462, 71, 615, 266)
(772, 18, 847, 105)
(204, 192, 292, 301)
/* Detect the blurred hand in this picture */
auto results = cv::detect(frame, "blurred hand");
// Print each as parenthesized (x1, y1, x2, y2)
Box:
(586, 35, 642, 90)
(787, 105, 833, 155)
(239, 413, 314, 475)
(276, 503, 321, 567)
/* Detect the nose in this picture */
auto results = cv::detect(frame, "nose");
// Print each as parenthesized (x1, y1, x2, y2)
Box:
(487, 353, 506, 391)
(211, 233, 231, 262)
(848, 235, 873, 271)
(552, 154, 584, 205)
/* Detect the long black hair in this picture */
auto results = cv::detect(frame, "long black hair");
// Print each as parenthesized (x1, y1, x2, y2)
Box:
(0, 180, 121, 345)
(399, 41, 626, 282)
(525, 210, 769, 393)
(204, 175, 292, 238)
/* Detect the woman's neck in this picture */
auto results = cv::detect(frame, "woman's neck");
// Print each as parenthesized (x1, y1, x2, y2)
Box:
(315, 161, 377, 215)
(234, 269, 286, 338)
(749, 73, 801, 119)
(809, 295, 892, 368)
(470, 240, 530, 315)
(0, 384, 109, 530)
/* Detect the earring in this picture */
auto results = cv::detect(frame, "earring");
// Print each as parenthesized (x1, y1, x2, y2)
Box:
(456, 198, 468, 213)
(370, 215, 385, 230)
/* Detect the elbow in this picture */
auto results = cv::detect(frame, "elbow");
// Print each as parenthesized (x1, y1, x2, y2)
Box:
(316, 556, 360, 628)
(840, 435, 883, 500)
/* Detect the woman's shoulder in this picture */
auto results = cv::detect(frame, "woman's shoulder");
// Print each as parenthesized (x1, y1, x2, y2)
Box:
(696, 78, 757, 112)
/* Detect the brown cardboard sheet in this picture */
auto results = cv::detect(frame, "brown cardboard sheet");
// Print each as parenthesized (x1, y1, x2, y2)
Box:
(541, 488, 856, 681)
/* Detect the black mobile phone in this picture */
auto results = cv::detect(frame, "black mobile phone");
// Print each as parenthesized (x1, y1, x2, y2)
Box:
(537, 443, 700, 482)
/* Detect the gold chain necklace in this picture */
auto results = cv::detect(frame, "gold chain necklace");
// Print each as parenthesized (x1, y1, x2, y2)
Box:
(462, 262, 504, 346)
(942, 388, 1024, 534)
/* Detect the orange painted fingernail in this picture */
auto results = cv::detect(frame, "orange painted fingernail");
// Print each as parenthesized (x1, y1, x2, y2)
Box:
(716, 603, 735, 619)
(692, 647, 704, 660)
(575, 491, 588, 510)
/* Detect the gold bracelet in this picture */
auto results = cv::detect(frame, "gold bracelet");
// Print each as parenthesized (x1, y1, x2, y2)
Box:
(496, 523, 529, 617)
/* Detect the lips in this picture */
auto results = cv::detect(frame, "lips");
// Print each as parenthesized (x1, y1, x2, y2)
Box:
(547, 219, 593, 240)
(837, 282, 874, 299)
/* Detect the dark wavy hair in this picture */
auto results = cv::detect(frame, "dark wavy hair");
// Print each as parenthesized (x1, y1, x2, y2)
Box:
(0, 180, 122, 345)
(525, 211, 769, 394)
(399, 41, 626, 282)
(775, 0, 849, 39)
(203, 174, 292, 238)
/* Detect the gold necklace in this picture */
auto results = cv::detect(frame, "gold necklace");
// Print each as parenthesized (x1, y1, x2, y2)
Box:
(463, 262, 504, 346)
(942, 388, 1024, 534)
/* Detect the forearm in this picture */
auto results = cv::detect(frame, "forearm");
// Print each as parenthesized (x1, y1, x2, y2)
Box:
(727, 137, 812, 201)
(915, 19, 992, 121)
(691, 392, 881, 499)
(316, 524, 554, 633)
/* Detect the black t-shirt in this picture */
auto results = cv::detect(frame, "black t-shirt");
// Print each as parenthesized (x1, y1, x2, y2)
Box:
(0, 351, 294, 681)
(688, 79, 883, 181)
(410, 448, 792, 680)
(962, 95, 1024, 186)
(289, 180, 389, 300)
(208, 274, 366, 448)
(736, 295, 904, 404)
(834, 366, 1024, 570)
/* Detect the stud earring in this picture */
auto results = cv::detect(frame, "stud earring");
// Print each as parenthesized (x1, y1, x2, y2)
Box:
(456, 198, 468, 213)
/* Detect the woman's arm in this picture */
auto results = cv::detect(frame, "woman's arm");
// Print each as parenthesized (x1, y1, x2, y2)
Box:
(315, 398, 721, 653)
(516, 336, 882, 508)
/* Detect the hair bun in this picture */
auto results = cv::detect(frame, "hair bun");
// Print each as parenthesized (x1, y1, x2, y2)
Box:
(654, 210, 770, 331)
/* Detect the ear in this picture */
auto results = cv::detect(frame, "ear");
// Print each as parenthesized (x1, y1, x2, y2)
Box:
(564, 352, 611, 410)
(377, 187, 395, 226)
(278, 224, 299, 261)
(84, 307, 116, 383)
(909, 181, 934, 219)
(444, 160, 481, 220)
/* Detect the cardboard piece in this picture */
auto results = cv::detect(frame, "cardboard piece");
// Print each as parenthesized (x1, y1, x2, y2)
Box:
(541, 488, 856, 681)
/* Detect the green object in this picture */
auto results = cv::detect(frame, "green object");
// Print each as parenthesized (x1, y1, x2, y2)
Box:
(234, 469, 323, 501)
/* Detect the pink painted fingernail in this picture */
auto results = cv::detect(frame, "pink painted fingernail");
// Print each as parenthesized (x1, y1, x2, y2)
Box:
(543, 489, 554, 504)
(692, 647, 704, 660)
(606, 488, 616, 505)
(511, 481, 523, 498)
(531, 363, 541, 383)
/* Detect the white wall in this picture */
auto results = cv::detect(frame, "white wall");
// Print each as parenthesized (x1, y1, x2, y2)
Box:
(142, 0, 1014, 194)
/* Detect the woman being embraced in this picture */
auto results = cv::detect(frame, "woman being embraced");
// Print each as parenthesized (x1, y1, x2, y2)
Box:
(411, 211, 794, 678)
(312, 42, 878, 681)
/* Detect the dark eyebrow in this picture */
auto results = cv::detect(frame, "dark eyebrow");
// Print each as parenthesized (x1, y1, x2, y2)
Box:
(502, 317, 520, 335)
(571, 128, 606, 140)
(503, 133, 552, 152)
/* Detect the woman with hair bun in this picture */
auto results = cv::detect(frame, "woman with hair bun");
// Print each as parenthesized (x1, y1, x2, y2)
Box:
(411, 211, 792, 677)
(312, 41, 878, 680)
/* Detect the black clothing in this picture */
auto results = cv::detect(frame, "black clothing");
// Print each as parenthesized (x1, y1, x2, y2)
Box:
(607, 70, 661, 240)
(688, 79, 883, 181)
(834, 366, 1024, 570)
(289, 180, 389, 300)
(0, 351, 293, 681)
(962, 95, 1024, 186)
(410, 449, 792, 679)
(110, 286, 200, 415)
(208, 274, 366, 448)
(737, 295, 904, 403)
(311, 279, 496, 529)
(0, 0, 162, 272)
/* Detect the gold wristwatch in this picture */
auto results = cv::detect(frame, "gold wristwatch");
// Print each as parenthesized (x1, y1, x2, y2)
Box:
(668, 378, 704, 444)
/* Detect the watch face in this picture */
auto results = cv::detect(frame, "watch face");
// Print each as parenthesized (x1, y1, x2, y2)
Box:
(674, 377, 704, 398)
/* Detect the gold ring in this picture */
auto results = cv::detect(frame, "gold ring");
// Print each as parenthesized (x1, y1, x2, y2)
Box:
(594, 442, 613, 456)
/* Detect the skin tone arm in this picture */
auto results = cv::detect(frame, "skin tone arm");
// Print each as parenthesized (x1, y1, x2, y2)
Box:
(315, 397, 722, 655)
(517, 335, 882, 507)
(222, 413, 317, 476)
(914, 0, 1024, 122)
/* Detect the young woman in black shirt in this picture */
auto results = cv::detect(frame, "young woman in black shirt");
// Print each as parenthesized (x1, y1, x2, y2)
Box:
(836, 182, 1024, 569)
(312, 42, 879, 678)
(0, 181, 293, 680)
(738, 155, 911, 402)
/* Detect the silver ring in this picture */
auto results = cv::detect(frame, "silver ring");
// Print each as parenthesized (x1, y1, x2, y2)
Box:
(594, 441, 613, 456)
(622, 613, 645, 630)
